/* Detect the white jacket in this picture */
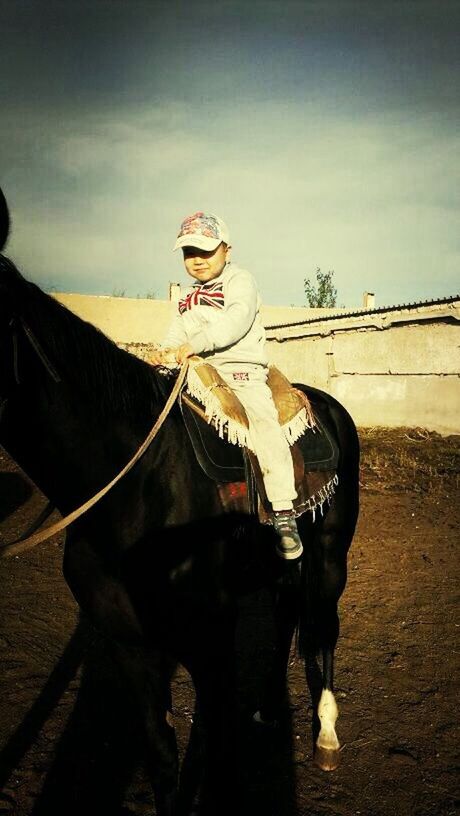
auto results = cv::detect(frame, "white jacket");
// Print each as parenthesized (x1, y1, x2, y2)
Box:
(162, 263, 268, 370)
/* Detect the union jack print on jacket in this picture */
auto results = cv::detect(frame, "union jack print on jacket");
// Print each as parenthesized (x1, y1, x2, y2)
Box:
(178, 280, 225, 314)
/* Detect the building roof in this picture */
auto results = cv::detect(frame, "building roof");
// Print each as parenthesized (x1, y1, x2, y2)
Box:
(265, 294, 460, 330)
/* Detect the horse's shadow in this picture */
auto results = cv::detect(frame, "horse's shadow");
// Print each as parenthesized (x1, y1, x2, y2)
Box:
(30, 621, 150, 815)
(0, 594, 300, 816)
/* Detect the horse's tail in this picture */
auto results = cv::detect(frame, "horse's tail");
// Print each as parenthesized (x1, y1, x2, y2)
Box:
(0, 188, 11, 252)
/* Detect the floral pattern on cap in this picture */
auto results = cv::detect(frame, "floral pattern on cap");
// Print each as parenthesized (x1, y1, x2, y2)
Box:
(177, 212, 222, 240)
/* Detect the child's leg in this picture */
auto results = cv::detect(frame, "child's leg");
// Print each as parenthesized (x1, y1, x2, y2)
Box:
(225, 376, 297, 510)
(230, 376, 303, 560)
(218, 368, 303, 560)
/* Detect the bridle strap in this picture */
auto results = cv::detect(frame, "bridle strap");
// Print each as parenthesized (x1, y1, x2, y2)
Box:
(12, 321, 20, 384)
(7, 315, 62, 387)
(0, 316, 62, 429)
(20, 318, 62, 383)
(0, 361, 189, 559)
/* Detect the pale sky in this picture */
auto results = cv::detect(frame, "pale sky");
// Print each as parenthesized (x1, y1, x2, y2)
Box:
(1, 0, 458, 307)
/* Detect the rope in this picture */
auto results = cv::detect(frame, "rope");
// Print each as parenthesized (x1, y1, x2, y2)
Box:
(0, 361, 189, 559)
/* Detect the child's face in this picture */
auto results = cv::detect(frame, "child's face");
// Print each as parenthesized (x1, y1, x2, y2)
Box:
(182, 242, 230, 283)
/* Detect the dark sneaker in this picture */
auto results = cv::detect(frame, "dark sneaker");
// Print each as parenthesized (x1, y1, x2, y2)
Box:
(272, 511, 303, 561)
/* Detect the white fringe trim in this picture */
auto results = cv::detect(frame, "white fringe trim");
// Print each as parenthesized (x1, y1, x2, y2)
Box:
(266, 473, 339, 525)
(282, 407, 316, 445)
(187, 366, 254, 450)
(305, 474, 339, 522)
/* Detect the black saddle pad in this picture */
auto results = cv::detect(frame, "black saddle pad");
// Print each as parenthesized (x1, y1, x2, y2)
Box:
(181, 397, 246, 482)
(180, 389, 338, 484)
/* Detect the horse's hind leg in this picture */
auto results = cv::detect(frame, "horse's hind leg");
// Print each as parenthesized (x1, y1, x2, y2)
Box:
(304, 508, 353, 772)
(314, 622, 341, 770)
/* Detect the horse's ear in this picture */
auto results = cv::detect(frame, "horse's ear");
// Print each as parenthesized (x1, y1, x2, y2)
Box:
(0, 188, 11, 252)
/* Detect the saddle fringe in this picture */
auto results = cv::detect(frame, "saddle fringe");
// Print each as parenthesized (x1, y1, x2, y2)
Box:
(293, 473, 339, 523)
(283, 400, 315, 445)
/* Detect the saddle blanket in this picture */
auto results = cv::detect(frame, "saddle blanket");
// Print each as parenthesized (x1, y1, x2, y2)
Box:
(177, 357, 339, 524)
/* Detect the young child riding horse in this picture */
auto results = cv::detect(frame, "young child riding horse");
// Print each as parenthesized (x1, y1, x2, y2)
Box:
(149, 211, 302, 561)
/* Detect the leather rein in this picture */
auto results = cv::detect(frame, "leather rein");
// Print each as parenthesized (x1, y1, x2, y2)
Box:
(0, 319, 188, 559)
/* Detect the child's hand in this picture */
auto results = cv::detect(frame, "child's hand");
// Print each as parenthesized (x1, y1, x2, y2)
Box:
(174, 343, 194, 364)
(148, 348, 167, 366)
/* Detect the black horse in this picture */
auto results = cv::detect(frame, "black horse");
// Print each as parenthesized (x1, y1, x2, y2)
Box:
(0, 188, 359, 815)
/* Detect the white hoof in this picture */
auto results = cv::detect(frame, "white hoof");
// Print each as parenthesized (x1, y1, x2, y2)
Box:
(314, 745, 340, 771)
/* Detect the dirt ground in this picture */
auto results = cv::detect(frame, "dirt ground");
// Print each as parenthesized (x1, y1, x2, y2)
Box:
(0, 428, 459, 816)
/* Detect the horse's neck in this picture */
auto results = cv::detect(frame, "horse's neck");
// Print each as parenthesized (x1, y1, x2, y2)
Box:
(4, 373, 178, 518)
(2, 303, 169, 514)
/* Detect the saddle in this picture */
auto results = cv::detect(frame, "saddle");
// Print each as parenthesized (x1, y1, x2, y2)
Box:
(179, 358, 339, 524)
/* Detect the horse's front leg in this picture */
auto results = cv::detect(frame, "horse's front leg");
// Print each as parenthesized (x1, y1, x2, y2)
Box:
(110, 642, 179, 816)
(303, 596, 342, 771)
(63, 534, 179, 815)
(184, 607, 239, 816)
(254, 568, 301, 725)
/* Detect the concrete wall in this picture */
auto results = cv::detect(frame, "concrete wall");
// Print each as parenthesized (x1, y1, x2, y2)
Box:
(53, 293, 175, 344)
(53, 293, 460, 434)
(265, 300, 460, 435)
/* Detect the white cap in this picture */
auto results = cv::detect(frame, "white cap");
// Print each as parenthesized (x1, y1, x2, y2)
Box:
(173, 211, 230, 251)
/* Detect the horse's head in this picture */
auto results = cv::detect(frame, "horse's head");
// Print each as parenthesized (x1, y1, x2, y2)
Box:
(0, 187, 168, 433)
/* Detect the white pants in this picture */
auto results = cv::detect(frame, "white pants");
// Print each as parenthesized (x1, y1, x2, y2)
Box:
(218, 365, 297, 510)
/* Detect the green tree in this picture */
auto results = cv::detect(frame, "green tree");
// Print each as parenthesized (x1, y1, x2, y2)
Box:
(304, 267, 337, 307)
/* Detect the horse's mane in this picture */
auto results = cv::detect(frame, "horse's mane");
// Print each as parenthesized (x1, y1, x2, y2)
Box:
(16, 270, 171, 420)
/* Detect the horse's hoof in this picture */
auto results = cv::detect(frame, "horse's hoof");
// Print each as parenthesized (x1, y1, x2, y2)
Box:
(314, 745, 340, 771)
(253, 710, 278, 727)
